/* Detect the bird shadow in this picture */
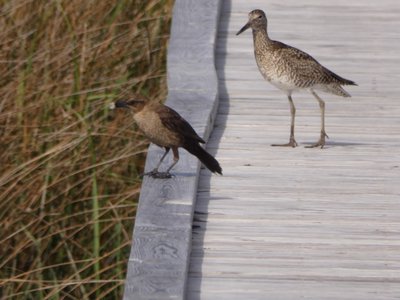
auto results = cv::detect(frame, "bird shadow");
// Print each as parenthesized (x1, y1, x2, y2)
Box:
(301, 141, 378, 148)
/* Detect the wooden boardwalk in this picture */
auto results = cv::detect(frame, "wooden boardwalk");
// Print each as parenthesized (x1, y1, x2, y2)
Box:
(187, 0, 400, 299)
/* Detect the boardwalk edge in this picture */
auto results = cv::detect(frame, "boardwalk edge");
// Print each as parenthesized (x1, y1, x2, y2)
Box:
(123, 0, 223, 299)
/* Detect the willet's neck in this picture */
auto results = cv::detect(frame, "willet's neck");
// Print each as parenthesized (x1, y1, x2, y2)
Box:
(252, 27, 271, 45)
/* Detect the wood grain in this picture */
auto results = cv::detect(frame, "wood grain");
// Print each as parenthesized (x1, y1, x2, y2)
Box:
(123, 0, 223, 299)
(187, 0, 400, 299)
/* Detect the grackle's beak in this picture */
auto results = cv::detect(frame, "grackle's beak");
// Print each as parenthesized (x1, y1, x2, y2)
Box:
(236, 22, 251, 35)
(114, 100, 129, 108)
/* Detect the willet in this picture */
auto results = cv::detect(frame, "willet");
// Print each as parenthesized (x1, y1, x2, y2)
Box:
(237, 9, 356, 148)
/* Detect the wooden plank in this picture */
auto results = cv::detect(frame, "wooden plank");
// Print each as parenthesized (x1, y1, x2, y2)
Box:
(123, 0, 223, 299)
(187, 278, 400, 300)
(187, 0, 400, 299)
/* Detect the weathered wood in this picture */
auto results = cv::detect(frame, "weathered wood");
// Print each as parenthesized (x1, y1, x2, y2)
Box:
(123, 0, 223, 299)
(187, 0, 400, 299)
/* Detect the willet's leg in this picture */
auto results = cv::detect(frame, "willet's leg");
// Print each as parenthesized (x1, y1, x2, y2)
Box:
(272, 95, 298, 148)
(306, 90, 329, 149)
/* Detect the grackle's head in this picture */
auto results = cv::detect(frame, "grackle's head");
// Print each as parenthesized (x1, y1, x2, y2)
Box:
(110, 99, 146, 113)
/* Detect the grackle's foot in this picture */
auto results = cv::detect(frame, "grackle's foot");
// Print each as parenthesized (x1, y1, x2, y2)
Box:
(142, 169, 174, 179)
(149, 172, 174, 179)
(141, 169, 158, 177)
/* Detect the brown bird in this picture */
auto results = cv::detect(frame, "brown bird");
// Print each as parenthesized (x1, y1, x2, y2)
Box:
(237, 9, 356, 148)
(112, 99, 222, 178)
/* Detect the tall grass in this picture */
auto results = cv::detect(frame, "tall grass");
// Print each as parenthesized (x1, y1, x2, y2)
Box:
(0, 0, 174, 298)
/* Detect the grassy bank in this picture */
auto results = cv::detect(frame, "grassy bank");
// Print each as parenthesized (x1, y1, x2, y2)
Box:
(0, 0, 174, 298)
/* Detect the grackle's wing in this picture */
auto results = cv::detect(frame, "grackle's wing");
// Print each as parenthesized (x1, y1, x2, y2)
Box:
(156, 104, 205, 144)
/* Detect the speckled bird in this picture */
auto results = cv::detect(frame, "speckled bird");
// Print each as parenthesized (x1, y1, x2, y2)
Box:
(237, 9, 356, 148)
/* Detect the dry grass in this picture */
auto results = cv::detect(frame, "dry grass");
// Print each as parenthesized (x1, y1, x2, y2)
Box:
(0, 0, 174, 298)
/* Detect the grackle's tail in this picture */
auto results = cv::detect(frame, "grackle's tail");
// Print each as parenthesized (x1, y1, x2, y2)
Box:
(184, 142, 222, 175)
